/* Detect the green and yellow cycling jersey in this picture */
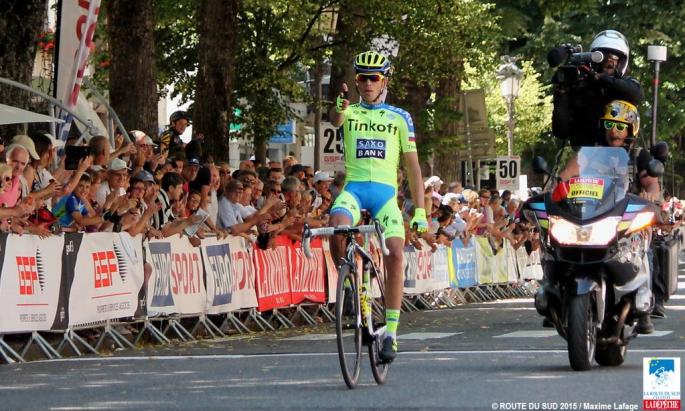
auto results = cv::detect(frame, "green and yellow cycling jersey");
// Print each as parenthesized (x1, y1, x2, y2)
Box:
(341, 101, 416, 188)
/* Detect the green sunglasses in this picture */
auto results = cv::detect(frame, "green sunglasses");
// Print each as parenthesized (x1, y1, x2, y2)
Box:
(603, 120, 628, 131)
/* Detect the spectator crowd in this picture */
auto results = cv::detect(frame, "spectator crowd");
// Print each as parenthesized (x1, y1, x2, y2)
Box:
(0, 117, 562, 261)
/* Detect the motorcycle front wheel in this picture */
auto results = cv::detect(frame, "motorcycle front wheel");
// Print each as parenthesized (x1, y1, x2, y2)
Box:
(567, 294, 596, 371)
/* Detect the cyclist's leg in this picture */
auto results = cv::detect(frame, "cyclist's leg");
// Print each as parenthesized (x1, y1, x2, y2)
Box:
(329, 188, 362, 265)
(373, 195, 405, 362)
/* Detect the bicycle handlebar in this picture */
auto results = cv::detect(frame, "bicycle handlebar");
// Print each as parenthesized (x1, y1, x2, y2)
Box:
(302, 220, 389, 258)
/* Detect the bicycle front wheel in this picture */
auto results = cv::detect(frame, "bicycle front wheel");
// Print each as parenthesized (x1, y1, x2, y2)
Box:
(336, 264, 362, 389)
(368, 268, 389, 384)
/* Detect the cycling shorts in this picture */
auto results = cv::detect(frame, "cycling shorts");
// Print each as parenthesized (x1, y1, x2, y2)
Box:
(330, 181, 405, 240)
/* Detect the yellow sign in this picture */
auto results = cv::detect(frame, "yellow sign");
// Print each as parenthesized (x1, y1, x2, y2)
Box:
(568, 177, 605, 200)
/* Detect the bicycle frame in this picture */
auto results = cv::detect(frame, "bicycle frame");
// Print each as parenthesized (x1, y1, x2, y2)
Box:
(342, 236, 386, 342)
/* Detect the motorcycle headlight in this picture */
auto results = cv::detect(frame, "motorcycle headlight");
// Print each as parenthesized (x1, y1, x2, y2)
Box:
(549, 216, 621, 246)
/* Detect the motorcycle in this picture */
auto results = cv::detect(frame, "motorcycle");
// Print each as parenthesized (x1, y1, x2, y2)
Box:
(523, 146, 661, 371)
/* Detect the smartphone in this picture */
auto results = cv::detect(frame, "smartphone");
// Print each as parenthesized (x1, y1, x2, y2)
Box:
(65, 146, 90, 170)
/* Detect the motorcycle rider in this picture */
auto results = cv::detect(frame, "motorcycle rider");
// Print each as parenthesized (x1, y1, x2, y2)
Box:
(552, 30, 644, 147)
(555, 100, 660, 334)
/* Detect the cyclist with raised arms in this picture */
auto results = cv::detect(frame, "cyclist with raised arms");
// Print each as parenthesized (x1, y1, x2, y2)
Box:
(329, 50, 428, 363)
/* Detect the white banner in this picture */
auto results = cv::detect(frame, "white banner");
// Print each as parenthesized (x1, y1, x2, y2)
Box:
(68, 233, 144, 326)
(146, 236, 206, 315)
(0, 234, 64, 333)
(56, 0, 102, 138)
(431, 245, 450, 290)
(403, 240, 436, 294)
(201, 236, 257, 314)
(516, 246, 543, 280)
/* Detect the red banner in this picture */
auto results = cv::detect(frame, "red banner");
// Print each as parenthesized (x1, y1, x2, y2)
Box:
(289, 237, 326, 305)
(253, 238, 292, 312)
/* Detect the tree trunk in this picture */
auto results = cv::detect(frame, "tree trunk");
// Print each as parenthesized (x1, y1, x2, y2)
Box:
(327, 8, 360, 108)
(194, 0, 238, 163)
(0, 1, 47, 140)
(107, 0, 158, 138)
(433, 68, 463, 184)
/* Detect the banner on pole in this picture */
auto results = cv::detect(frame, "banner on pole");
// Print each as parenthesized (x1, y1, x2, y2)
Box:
(56, 0, 102, 139)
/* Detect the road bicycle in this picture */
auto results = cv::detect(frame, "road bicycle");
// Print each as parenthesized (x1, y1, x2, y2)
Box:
(303, 219, 390, 389)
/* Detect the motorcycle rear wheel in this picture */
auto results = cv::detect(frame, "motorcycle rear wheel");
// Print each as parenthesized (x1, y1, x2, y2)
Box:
(567, 294, 596, 371)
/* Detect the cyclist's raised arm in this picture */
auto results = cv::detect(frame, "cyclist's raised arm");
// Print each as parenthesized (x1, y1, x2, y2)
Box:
(329, 83, 349, 127)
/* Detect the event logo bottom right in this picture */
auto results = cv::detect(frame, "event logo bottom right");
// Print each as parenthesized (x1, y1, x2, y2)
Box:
(643, 357, 681, 410)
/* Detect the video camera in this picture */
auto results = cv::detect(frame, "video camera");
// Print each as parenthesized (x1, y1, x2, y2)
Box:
(548, 44, 605, 84)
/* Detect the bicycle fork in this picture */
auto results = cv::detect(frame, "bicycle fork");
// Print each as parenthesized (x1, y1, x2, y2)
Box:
(360, 262, 386, 344)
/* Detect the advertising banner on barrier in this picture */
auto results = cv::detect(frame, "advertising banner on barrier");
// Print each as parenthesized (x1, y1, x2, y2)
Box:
(403, 240, 434, 294)
(504, 240, 519, 283)
(67, 233, 144, 326)
(253, 236, 292, 312)
(450, 238, 477, 288)
(474, 237, 509, 284)
(516, 247, 544, 280)
(201, 236, 257, 314)
(147, 236, 206, 315)
(0, 234, 64, 333)
(290, 237, 326, 305)
(432, 245, 450, 290)
(323, 239, 337, 303)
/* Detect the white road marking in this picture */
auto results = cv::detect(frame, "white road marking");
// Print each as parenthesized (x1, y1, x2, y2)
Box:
(283, 332, 462, 341)
(34, 348, 685, 364)
(637, 331, 673, 337)
(664, 305, 685, 310)
(399, 332, 462, 340)
(283, 334, 336, 341)
(494, 330, 558, 338)
(678, 281, 685, 290)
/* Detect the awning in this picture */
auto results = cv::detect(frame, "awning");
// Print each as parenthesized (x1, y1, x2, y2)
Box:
(0, 104, 64, 126)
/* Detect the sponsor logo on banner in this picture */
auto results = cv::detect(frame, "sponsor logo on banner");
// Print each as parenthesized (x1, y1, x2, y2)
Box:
(0, 235, 64, 333)
(431, 245, 450, 289)
(146, 237, 206, 315)
(68, 233, 144, 326)
(253, 243, 291, 312)
(205, 243, 233, 306)
(289, 238, 326, 305)
(148, 242, 173, 307)
(644, 358, 681, 410)
(450, 238, 477, 288)
(403, 240, 433, 294)
(17, 255, 44, 296)
(201, 237, 258, 314)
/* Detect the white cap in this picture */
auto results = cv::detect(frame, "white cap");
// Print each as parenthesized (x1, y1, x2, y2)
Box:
(424, 175, 444, 189)
(10, 135, 40, 160)
(313, 171, 333, 183)
(109, 158, 130, 172)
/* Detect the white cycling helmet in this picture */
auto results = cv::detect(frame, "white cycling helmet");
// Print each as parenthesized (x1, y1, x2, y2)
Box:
(590, 30, 630, 77)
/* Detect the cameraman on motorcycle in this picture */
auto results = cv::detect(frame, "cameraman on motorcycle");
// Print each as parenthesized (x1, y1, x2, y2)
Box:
(556, 100, 660, 334)
(551, 30, 644, 147)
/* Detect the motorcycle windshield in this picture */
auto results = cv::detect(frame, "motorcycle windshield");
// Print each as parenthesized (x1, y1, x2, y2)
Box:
(553, 147, 630, 220)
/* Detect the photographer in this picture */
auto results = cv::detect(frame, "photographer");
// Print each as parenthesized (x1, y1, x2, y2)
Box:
(550, 30, 643, 147)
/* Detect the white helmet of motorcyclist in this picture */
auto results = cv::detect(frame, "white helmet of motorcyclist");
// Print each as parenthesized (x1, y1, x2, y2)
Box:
(590, 30, 630, 77)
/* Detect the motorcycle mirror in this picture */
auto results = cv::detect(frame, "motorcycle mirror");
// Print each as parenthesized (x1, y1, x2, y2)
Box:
(532, 156, 550, 175)
(650, 141, 669, 163)
(647, 159, 665, 178)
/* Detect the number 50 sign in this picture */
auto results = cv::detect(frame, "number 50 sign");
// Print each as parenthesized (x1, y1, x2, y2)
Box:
(318, 122, 345, 172)
(496, 156, 520, 191)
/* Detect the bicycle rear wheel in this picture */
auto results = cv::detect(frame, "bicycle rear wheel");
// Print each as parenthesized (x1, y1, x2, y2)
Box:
(368, 267, 389, 384)
(336, 264, 362, 389)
